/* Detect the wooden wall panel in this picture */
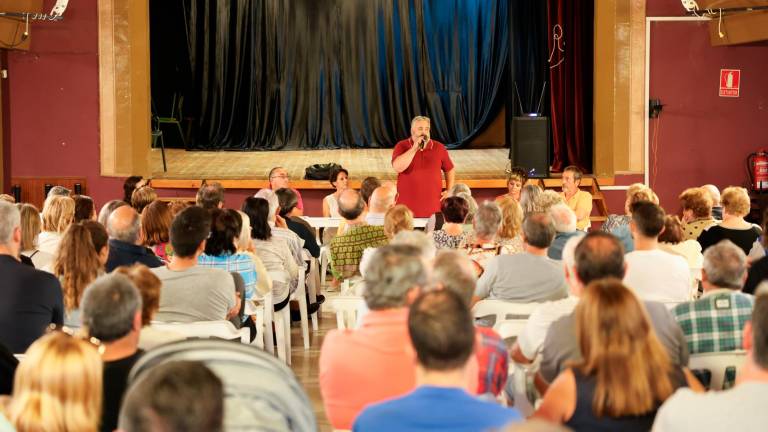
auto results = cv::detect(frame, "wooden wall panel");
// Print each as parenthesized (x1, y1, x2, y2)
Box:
(10, 176, 87, 208)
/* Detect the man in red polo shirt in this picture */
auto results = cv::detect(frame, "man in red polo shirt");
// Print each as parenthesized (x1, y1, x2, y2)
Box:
(391, 116, 455, 217)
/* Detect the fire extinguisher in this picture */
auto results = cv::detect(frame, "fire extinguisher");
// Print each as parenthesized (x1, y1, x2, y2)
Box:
(748, 150, 768, 192)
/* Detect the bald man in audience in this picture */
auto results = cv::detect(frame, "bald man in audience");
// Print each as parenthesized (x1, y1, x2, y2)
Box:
(106, 206, 162, 272)
(654, 288, 768, 431)
(538, 232, 689, 390)
(329, 189, 388, 281)
(365, 183, 397, 226)
(702, 184, 723, 221)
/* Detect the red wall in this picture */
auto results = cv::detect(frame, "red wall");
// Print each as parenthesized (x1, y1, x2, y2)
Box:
(648, 20, 768, 212)
(6, 0, 126, 206)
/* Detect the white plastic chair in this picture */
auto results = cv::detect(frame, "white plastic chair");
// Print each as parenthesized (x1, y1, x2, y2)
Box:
(269, 270, 292, 365)
(472, 299, 540, 329)
(291, 261, 311, 350)
(150, 320, 250, 344)
(320, 245, 331, 288)
(304, 250, 320, 332)
(246, 290, 273, 351)
(329, 295, 366, 329)
(689, 350, 747, 390)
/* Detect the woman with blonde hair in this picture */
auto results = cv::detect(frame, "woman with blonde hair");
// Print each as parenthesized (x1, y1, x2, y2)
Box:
(18, 203, 55, 272)
(534, 279, 702, 430)
(130, 186, 157, 214)
(697, 186, 760, 255)
(519, 184, 543, 216)
(2, 331, 102, 432)
(141, 200, 173, 262)
(383, 204, 414, 239)
(38, 195, 75, 257)
(602, 183, 656, 252)
(497, 196, 524, 254)
(496, 166, 528, 202)
(53, 221, 109, 328)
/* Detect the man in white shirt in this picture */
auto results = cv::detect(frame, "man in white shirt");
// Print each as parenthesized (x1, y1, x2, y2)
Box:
(365, 183, 397, 226)
(624, 201, 691, 302)
(653, 290, 768, 432)
(512, 235, 583, 364)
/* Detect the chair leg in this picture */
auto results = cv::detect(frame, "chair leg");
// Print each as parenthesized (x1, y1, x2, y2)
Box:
(320, 246, 329, 288)
(159, 133, 167, 172)
(275, 307, 290, 365)
(296, 268, 310, 350)
(307, 259, 319, 332)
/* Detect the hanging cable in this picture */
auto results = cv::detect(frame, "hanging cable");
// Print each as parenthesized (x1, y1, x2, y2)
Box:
(548, 24, 564, 69)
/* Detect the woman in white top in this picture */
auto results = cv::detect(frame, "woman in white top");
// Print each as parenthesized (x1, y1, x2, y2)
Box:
(322, 167, 349, 218)
(242, 197, 298, 310)
(38, 195, 75, 258)
(18, 203, 55, 272)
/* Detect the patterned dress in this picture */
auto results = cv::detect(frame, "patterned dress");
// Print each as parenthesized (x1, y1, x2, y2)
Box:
(432, 229, 468, 250)
(329, 224, 389, 281)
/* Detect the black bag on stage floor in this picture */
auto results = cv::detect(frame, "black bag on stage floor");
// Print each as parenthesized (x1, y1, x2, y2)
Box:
(304, 163, 341, 180)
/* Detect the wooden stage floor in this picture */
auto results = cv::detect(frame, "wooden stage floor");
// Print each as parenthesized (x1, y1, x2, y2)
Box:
(149, 148, 511, 183)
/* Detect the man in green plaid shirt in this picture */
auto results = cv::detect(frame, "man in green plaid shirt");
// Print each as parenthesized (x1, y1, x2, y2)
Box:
(672, 240, 754, 354)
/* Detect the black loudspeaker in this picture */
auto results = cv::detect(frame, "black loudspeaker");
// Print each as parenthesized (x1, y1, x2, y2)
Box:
(510, 116, 550, 178)
(11, 185, 21, 202)
(74, 183, 83, 195)
(44, 183, 53, 196)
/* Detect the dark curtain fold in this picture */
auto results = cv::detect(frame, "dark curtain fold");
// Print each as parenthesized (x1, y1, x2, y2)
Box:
(547, 0, 594, 172)
(151, 0, 509, 150)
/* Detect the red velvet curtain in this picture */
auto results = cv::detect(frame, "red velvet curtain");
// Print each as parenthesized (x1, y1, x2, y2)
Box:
(548, 0, 593, 172)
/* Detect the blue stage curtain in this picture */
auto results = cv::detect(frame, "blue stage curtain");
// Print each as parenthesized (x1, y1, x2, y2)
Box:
(152, 0, 510, 150)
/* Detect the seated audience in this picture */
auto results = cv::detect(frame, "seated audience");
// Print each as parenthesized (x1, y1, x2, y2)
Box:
(534, 278, 702, 430)
(323, 166, 349, 217)
(123, 176, 148, 204)
(97, 199, 128, 227)
(196, 181, 225, 209)
(353, 290, 522, 432)
(114, 264, 184, 351)
(602, 183, 656, 252)
(46, 185, 71, 200)
(702, 183, 723, 221)
(547, 203, 584, 260)
(198, 209, 258, 300)
(497, 196, 525, 254)
(81, 273, 144, 432)
(0, 194, 13, 204)
(383, 204, 414, 239)
(463, 201, 503, 275)
(653, 290, 768, 431)
(624, 202, 691, 302)
(559, 165, 592, 231)
(106, 205, 163, 272)
(512, 235, 582, 364)
(474, 213, 567, 304)
(276, 187, 320, 258)
(360, 176, 382, 208)
(433, 250, 508, 397)
(168, 200, 191, 218)
(329, 189, 388, 281)
(130, 186, 157, 214)
(268, 166, 304, 214)
(242, 197, 297, 309)
(496, 166, 528, 202)
(698, 186, 761, 255)
(141, 200, 174, 262)
(658, 215, 704, 285)
(320, 245, 428, 429)
(520, 184, 544, 215)
(73, 194, 97, 222)
(18, 203, 54, 271)
(235, 209, 272, 298)
(672, 240, 754, 354)
(426, 183, 475, 232)
(38, 195, 75, 256)
(535, 190, 565, 213)
(54, 221, 109, 327)
(2, 332, 102, 432)
(152, 206, 238, 322)
(431, 196, 470, 249)
(254, 189, 304, 268)
(679, 187, 718, 241)
(0, 202, 63, 353)
(365, 183, 397, 226)
(539, 232, 690, 385)
(119, 361, 224, 432)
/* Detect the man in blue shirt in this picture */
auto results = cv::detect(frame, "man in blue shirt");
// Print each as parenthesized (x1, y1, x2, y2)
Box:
(353, 290, 522, 432)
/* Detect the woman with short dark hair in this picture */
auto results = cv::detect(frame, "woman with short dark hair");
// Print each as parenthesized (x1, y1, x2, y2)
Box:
(431, 196, 469, 249)
(323, 167, 350, 217)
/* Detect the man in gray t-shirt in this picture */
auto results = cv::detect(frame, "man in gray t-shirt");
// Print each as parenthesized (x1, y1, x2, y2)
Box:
(474, 213, 567, 303)
(151, 207, 237, 323)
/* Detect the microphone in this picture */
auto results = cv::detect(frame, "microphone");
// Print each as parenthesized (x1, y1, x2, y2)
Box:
(419, 134, 430, 150)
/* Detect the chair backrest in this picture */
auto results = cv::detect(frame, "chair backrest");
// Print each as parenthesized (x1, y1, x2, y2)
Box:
(472, 299, 539, 329)
(329, 296, 366, 329)
(689, 350, 747, 390)
(151, 320, 249, 344)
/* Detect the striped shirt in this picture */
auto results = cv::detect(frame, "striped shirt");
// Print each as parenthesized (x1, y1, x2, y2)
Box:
(198, 252, 258, 300)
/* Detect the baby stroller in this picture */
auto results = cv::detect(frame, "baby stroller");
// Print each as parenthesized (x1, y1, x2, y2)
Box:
(126, 339, 316, 431)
